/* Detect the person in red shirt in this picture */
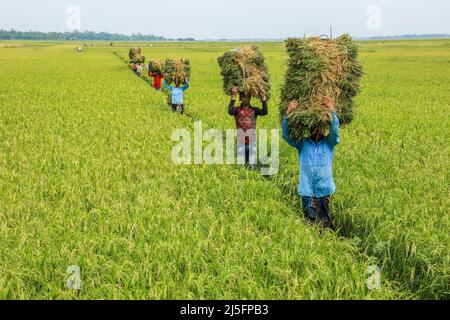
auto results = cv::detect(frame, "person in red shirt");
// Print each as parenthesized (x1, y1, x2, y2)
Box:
(228, 86, 268, 169)
(148, 70, 163, 91)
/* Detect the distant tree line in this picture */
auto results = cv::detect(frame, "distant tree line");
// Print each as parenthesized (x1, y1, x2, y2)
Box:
(358, 34, 450, 40)
(0, 29, 176, 41)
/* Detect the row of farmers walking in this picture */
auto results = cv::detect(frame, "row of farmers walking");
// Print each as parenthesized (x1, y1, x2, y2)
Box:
(127, 34, 363, 232)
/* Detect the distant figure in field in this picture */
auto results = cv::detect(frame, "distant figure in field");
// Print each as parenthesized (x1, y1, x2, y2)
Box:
(148, 69, 163, 91)
(135, 62, 143, 77)
(131, 62, 138, 74)
(228, 86, 268, 170)
(163, 78, 189, 114)
(282, 97, 339, 231)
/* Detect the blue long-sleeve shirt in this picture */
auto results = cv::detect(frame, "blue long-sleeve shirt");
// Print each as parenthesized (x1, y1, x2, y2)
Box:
(282, 112, 340, 198)
(164, 80, 189, 104)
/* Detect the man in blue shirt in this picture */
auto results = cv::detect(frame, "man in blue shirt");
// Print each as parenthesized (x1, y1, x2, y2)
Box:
(282, 97, 339, 230)
(164, 78, 189, 114)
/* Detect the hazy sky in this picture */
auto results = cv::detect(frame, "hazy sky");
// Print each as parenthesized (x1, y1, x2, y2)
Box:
(1, 0, 449, 39)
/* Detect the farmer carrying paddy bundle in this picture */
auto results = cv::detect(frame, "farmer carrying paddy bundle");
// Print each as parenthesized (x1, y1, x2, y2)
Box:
(163, 59, 191, 114)
(163, 78, 189, 114)
(218, 46, 271, 169)
(279, 34, 362, 231)
(282, 97, 338, 230)
(131, 62, 138, 74)
(228, 87, 268, 169)
(135, 62, 143, 77)
(148, 60, 165, 91)
(148, 70, 163, 91)
(129, 47, 145, 77)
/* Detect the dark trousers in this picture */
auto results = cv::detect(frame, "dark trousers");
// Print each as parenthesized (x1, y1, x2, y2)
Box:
(237, 142, 257, 165)
(244, 144, 250, 164)
(172, 104, 184, 114)
(302, 196, 334, 228)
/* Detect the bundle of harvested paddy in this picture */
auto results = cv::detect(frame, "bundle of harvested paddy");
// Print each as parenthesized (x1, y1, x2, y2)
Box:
(136, 55, 146, 64)
(280, 34, 363, 141)
(129, 47, 140, 61)
(218, 46, 271, 99)
(129, 47, 145, 64)
(163, 59, 191, 85)
(148, 59, 165, 74)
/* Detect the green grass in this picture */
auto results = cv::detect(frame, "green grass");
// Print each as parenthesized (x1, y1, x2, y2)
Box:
(120, 39, 449, 298)
(0, 40, 448, 299)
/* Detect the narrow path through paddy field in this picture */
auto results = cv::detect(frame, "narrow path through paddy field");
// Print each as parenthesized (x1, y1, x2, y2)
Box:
(113, 41, 449, 299)
(113, 50, 416, 298)
(0, 44, 411, 299)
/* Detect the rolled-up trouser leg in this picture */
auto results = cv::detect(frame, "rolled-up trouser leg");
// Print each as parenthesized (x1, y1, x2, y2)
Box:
(316, 197, 331, 220)
(248, 142, 257, 165)
(245, 144, 250, 164)
(317, 196, 334, 229)
(301, 197, 318, 221)
(237, 142, 246, 165)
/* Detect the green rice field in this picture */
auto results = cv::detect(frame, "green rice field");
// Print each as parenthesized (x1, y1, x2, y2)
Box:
(0, 39, 448, 299)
